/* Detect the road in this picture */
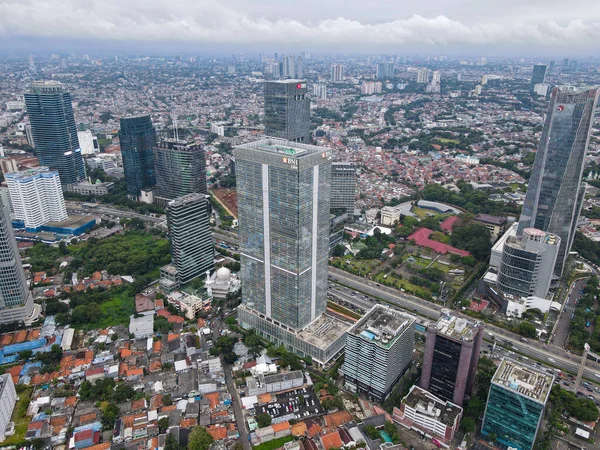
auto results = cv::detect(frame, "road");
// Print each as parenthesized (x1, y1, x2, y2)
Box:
(65, 201, 166, 224)
(554, 278, 588, 348)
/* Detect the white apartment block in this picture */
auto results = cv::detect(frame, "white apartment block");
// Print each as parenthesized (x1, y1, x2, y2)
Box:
(5, 167, 67, 230)
(0, 374, 17, 441)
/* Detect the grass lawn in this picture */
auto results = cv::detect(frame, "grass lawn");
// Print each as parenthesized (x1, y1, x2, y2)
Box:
(434, 137, 460, 144)
(338, 256, 380, 275)
(253, 435, 295, 450)
(1, 386, 33, 445)
(410, 206, 434, 219)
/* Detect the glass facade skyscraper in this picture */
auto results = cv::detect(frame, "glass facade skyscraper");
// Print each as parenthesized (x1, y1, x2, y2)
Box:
(331, 162, 357, 214)
(154, 140, 207, 206)
(0, 197, 33, 324)
(119, 115, 157, 199)
(24, 81, 85, 185)
(482, 359, 553, 450)
(529, 64, 547, 92)
(264, 80, 310, 143)
(518, 87, 599, 276)
(235, 139, 331, 330)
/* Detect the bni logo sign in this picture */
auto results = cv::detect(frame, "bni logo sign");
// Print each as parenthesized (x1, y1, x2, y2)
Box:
(558, 104, 565, 111)
(296, 83, 306, 89)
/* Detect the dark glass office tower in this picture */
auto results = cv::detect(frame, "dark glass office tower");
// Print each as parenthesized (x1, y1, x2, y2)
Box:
(119, 115, 157, 199)
(529, 64, 547, 92)
(154, 140, 207, 206)
(264, 80, 310, 143)
(420, 311, 484, 406)
(0, 197, 33, 324)
(331, 162, 357, 214)
(24, 81, 85, 185)
(518, 87, 599, 276)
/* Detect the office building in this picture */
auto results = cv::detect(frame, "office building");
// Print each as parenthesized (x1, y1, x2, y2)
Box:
(77, 130, 99, 155)
(417, 68, 429, 84)
(119, 115, 157, 200)
(282, 55, 296, 78)
(160, 193, 214, 290)
(330, 64, 344, 82)
(331, 162, 356, 214)
(361, 81, 375, 95)
(376, 62, 394, 79)
(473, 214, 506, 240)
(235, 139, 348, 365)
(481, 74, 488, 85)
(0, 374, 17, 441)
(497, 228, 560, 300)
(24, 81, 85, 185)
(420, 309, 484, 406)
(482, 359, 553, 450)
(266, 61, 281, 79)
(426, 71, 441, 93)
(343, 305, 415, 402)
(529, 64, 547, 92)
(0, 197, 34, 324)
(6, 167, 67, 231)
(154, 140, 207, 206)
(264, 80, 310, 143)
(518, 87, 599, 276)
(392, 385, 462, 447)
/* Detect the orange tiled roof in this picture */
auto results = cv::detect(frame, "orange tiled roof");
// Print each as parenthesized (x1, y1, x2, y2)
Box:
(0, 333, 13, 346)
(307, 422, 322, 438)
(152, 340, 162, 353)
(50, 415, 68, 426)
(323, 411, 353, 429)
(197, 318, 206, 327)
(126, 368, 144, 378)
(64, 396, 78, 407)
(180, 418, 197, 428)
(155, 299, 164, 309)
(271, 422, 290, 433)
(85, 443, 111, 450)
(157, 309, 171, 318)
(167, 333, 179, 342)
(12, 329, 27, 344)
(321, 431, 343, 450)
(204, 392, 219, 409)
(79, 412, 97, 424)
(167, 315, 185, 324)
(121, 414, 135, 429)
(149, 360, 162, 372)
(120, 348, 133, 358)
(8, 365, 22, 385)
(291, 422, 307, 436)
(206, 425, 227, 441)
(150, 394, 162, 410)
(161, 405, 177, 412)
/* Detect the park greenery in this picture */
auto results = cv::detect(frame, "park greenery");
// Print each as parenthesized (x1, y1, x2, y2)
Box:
(567, 276, 600, 352)
(188, 426, 214, 450)
(78, 377, 136, 403)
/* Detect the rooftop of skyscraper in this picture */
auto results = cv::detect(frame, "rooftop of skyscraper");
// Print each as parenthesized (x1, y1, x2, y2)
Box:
(237, 138, 328, 158)
(402, 385, 463, 425)
(293, 311, 352, 349)
(434, 309, 482, 342)
(507, 228, 560, 250)
(492, 358, 553, 404)
(266, 79, 306, 84)
(28, 80, 65, 92)
(348, 304, 415, 349)
(5, 166, 59, 181)
(168, 192, 207, 208)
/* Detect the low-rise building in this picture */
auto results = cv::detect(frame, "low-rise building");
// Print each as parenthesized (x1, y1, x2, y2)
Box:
(474, 214, 506, 240)
(246, 371, 304, 396)
(392, 385, 462, 448)
(67, 181, 115, 196)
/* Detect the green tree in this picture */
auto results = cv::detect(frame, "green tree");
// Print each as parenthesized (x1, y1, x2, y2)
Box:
(331, 245, 346, 257)
(101, 402, 120, 429)
(158, 417, 170, 433)
(188, 426, 214, 450)
(59, 240, 69, 255)
(163, 393, 173, 406)
(461, 417, 475, 433)
(165, 433, 181, 450)
(518, 322, 537, 338)
(364, 425, 380, 440)
(256, 413, 272, 428)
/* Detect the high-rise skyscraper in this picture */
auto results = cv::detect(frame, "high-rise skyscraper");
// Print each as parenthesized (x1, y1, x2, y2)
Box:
(6, 167, 67, 231)
(0, 197, 34, 324)
(154, 140, 207, 206)
(417, 68, 429, 84)
(497, 228, 560, 300)
(264, 80, 310, 143)
(420, 310, 484, 406)
(235, 139, 347, 364)
(282, 55, 296, 78)
(376, 62, 395, 79)
(330, 162, 357, 214)
(24, 81, 85, 185)
(119, 115, 157, 200)
(343, 305, 415, 402)
(482, 359, 553, 450)
(529, 64, 547, 92)
(330, 64, 344, 82)
(518, 87, 599, 276)
(160, 193, 214, 290)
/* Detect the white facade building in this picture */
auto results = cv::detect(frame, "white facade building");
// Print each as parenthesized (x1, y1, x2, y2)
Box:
(5, 167, 67, 230)
(77, 130, 99, 155)
(0, 374, 17, 442)
(417, 68, 429, 84)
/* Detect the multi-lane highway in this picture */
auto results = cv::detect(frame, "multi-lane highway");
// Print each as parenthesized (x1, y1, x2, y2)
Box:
(65, 201, 166, 224)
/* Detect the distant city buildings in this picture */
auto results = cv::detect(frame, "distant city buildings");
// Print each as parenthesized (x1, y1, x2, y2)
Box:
(119, 115, 157, 200)
(529, 64, 547, 93)
(376, 62, 395, 79)
(5, 167, 67, 231)
(154, 140, 207, 206)
(330, 64, 344, 82)
(24, 81, 85, 185)
(264, 80, 310, 143)
(330, 162, 357, 214)
(426, 71, 441, 93)
(417, 68, 429, 84)
(0, 196, 34, 324)
(518, 87, 599, 276)
(420, 310, 484, 406)
(361, 81, 382, 95)
(160, 193, 214, 291)
(497, 228, 560, 300)
(482, 359, 553, 450)
(313, 84, 327, 100)
(343, 305, 415, 402)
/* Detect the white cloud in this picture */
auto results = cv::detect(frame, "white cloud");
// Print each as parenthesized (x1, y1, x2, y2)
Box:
(1, 0, 600, 48)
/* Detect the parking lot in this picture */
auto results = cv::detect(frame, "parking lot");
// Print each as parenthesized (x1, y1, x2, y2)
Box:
(255, 386, 324, 421)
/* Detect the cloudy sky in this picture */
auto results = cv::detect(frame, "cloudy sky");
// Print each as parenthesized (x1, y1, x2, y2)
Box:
(1, 0, 600, 54)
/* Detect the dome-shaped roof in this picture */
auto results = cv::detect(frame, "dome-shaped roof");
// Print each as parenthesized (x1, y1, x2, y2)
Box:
(216, 267, 231, 281)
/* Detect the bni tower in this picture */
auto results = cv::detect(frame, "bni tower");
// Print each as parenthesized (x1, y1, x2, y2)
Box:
(264, 80, 310, 143)
(236, 139, 347, 364)
(24, 81, 85, 186)
(518, 87, 599, 277)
